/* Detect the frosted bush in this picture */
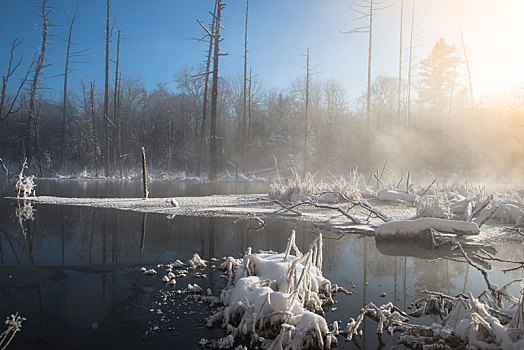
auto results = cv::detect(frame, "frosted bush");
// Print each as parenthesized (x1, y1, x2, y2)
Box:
(207, 231, 337, 349)
(416, 195, 452, 219)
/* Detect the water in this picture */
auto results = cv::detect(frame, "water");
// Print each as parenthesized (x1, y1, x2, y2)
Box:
(0, 179, 523, 349)
(1, 178, 269, 198)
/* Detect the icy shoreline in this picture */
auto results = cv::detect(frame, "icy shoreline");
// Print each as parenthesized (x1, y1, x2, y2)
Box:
(7, 194, 519, 243)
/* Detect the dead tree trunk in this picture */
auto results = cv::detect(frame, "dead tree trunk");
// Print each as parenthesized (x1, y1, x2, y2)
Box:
(209, 0, 225, 181)
(103, 0, 111, 177)
(0, 38, 24, 123)
(0, 38, 29, 156)
(89, 81, 99, 174)
(113, 30, 122, 178)
(246, 68, 252, 171)
(406, 0, 415, 126)
(303, 47, 310, 177)
(60, 9, 77, 172)
(25, 0, 50, 176)
(397, 0, 403, 124)
(141, 146, 148, 199)
(241, 0, 249, 172)
(460, 29, 474, 110)
(366, 0, 373, 130)
(196, 0, 218, 177)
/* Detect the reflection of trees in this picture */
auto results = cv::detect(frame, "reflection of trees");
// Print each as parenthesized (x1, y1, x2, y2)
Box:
(14, 200, 35, 237)
(410, 258, 467, 294)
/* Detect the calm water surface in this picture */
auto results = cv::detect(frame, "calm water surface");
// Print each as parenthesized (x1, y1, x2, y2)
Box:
(0, 179, 522, 349)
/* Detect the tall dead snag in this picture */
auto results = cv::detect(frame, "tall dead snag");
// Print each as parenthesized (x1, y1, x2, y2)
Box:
(460, 29, 474, 110)
(141, 146, 148, 199)
(0, 38, 25, 123)
(303, 47, 310, 177)
(241, 0, 249, 172)
(406, 0, 415, 126)
(397, 0, 403, 124)
(246, 68, 253, 170)
(343, 0, 391, 163)
(25, 0, 51, 176)
(60, 7, 79, 171)
(196, 0, 218, 177)
(103, 0, 111, 177)
(208, 0, 225, 181)
(113, 30, 122, 177)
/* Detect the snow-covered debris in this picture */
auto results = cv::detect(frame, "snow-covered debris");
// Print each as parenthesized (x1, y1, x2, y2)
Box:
(207, 231, 336, 349)
(455, 292, 524, 349)
(376, 218, 480, 237)
(493, 203, 524, 224)
(416, 195, 452, 219)
(172, 259, 185, 268)
(168, 198, 179, 207)
(378, 190, 418, 203)
(188, 254, 207, 269)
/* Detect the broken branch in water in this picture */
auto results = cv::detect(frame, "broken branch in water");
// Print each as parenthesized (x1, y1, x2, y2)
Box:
(453, 242, 519, 307)
(274, 200, 362, 224)
(473, 248, 524, 273)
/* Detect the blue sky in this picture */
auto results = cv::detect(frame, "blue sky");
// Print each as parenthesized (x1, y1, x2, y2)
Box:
(1, 0, 522, 100)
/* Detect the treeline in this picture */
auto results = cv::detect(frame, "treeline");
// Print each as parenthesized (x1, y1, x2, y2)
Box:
(1, 66, 523, 181)
(1, 1, 523, 181)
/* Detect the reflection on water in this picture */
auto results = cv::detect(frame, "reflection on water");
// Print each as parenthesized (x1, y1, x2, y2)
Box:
(0, 197, 523, 349)
(0, 178, 269, 198)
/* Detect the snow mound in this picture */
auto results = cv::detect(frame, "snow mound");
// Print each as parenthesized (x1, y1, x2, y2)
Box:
(376, 218, 480, 237)
(207, 231, 337, 349)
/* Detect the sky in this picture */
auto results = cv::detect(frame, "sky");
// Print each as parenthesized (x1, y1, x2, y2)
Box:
(0, 0, 523, 101)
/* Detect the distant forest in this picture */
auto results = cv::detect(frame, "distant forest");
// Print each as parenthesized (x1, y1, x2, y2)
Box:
(1, 0, 523, 181)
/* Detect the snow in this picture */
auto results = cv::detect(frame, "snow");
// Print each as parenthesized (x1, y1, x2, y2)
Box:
(207, 231, 336, 349)
(377, 190, 418, 203)
(376, 218, 480, 237)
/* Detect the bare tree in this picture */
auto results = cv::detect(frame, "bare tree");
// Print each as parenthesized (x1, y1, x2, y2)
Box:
(397, 0, 404, 124)
(460, 29, 474, 110)
(60, 7, 80, 171)
(241, 0, 249, 172)
(103, 0, 111, 177)
(209, 0, 225, 181)
(303, 47, 310, 176)
(0, 38, 26, 123)
(25, 0, 52, 176)
(406, 0, 415, 126)
(114, 30, 122, 177)
(343, 0, 391, 165)
(196, 0, 218, 176)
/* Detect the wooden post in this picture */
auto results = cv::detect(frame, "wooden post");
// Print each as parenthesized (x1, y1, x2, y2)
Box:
(141, 146, 148, 199)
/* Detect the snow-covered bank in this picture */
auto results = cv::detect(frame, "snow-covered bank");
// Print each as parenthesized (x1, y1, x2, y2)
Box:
(8, 194, 522, 244)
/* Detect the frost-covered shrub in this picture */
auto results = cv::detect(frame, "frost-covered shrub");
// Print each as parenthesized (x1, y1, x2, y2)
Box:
(416, 195, 452, 219)
(207, 231, 337, 349)
(269, 171, 363, 202)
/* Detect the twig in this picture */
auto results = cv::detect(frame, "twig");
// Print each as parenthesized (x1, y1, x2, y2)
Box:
(419, 178, 436, 196)
(467, 194, 493, 222)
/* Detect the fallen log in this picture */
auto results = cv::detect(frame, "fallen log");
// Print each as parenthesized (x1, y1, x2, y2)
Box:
(376, 218, 480, 237)
(377, 190, 417, 203)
